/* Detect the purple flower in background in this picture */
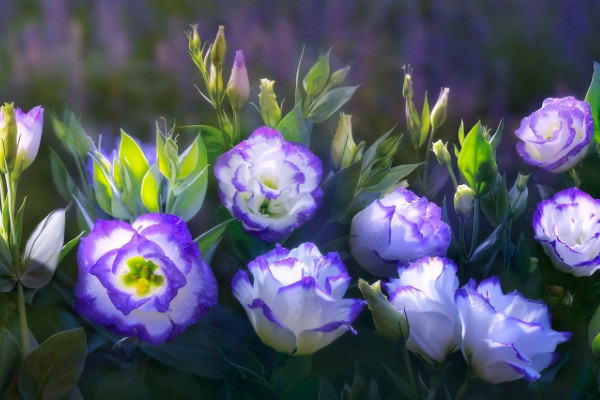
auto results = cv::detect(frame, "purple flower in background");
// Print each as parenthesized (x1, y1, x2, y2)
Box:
(533, 187, 600, 277)
(232, 243, 365, 355)
(455, 277, 570, 384)
(350, 187, 451, 277)
(515, 97, 593, 173)
(385, 257, 461, 363)
(214, 127, 323, 242)
(75, 213, 218, 344)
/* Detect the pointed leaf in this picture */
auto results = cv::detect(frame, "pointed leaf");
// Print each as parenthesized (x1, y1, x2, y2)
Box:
(418, 92, 430, 147)
(277, 102, 313, 146)
(141, 165, 160, 213)
(118, 130, 149, 185)
(92, 159, 113, 216)
(306, 86, 359, 123)
(585, 61, 600, 142)
(303, 49, 331, 96)
(361, 163, 423, 192)
(177, 135, 201, 180)
(21, 209, 65, 289)
(49, 147, 78, 203)
(489, 119, 504, 151)
(457, 121, 498, 196)
(58, 232, 85, 264)
(195, 219, 234, 257)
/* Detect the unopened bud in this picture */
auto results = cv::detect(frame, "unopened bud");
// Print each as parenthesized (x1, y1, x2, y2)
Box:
(187, 25, 202, 56)
(0, 103, 18, 173)
(208, 64, 223, 99)
(303, 49, 331, 96)
(330, 65, 351, 86)
(516, 173, 529, 192)
(509, 172, 529, 219)
(210, 25, 227, 69)
(331, 113, 361, 170)
(432, 140, 451, 166)
(259, 79, 281, 128)
(454, 184, 475, 217)
(358, 279, 408, 343)
(402, 68, 414, 99)
(226, 50, 250, 112)
(376, 133, 401, 162)
(430, 87, 450, 129)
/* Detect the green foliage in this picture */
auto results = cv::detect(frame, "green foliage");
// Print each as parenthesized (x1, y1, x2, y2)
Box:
(457, 121, 498, 196)
(585, 62, 600, 142)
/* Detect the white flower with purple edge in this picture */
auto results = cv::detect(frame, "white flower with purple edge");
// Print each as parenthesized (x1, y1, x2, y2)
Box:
(384, 257, 461, 363)
(515, 96, 593, 173)
(214, 127, 323, 242)
(350, 187, 451, 277)
(75, 213, 218, 344)
(533, 187, 600, 277)
(0, 105, 44, 174)
(455, 277, 570, 384)
(231, 242, 366, 355)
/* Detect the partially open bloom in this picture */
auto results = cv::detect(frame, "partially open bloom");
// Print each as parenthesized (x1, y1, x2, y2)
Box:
(214, 127, 322, 242)
(226, 50, 250, 112)
(350, 187, 451, 277)
(75, 214, 218, 344)
(515, 97, 593, 173)
(384, 257, 461, 363)
(455, 277, 570, 384)
(533, 187, 600, 277)
(0, 104, 43, 175)
(232, 243, 365, 355)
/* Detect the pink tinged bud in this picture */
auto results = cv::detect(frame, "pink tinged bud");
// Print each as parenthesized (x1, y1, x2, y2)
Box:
(226, 50, 250, 112)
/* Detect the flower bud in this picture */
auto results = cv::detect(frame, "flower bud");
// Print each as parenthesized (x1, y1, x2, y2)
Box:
(375, 133, 401, 162)
(590, 305, 600, 357)
(186, 24, 202, 57)
(509, 173, 529, 219)
(0, 103, 18, 173)
(432, 140, 451, 166)
(330, 66, 351, 86)
(430, 87, 450, 129)
(402, 67, 414, 99)
(303, 49, 330, 96)
(358, 279, 408, 343)
(208, 64, 223, 100)
(454, 184, 475, 217)
(210, 25, 226, 69)
(258, 79, 281, 128)
(226, 50, 250, 112)
(331, 113, 361, 170)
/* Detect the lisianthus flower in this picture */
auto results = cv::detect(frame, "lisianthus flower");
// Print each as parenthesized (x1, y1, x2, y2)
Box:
(75, 213, 218, 344)
(533, 187, 600, 277)
(0, 104, 43, 174)
(232, 243, 365, 355)
(214, 127, 322, 242)
(385, 257, 461, 363)
(515, 97, 592, 173)
(455, 277, 570, 383)
(350, 187, 451, 277)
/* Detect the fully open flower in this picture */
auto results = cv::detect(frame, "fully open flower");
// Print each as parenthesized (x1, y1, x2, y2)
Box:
(350, 187, 451, 277)
(75, 213, 218, 344)
(214, 127, 322, 242)
(533, 187, 600, 277)
(384, 257, 461, 363)
(232, 243, 365, 355)
(455, 277, 570, 384)
(515, 97, 592, 173)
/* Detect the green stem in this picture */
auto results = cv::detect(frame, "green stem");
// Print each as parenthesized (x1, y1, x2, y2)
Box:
(445, 163, 458, 189)
(17, 281, 29, 356)
(454, 378, 473, 400)
(468, 197, 480, 259)
(402, 345, 418, 398)
(5, 174, 18, 258)
(421, 125, 436, 192)
(569, 168, 581, 188)
(233, 110, 241, 144)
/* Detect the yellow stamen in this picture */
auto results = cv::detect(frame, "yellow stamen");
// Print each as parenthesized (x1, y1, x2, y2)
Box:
(136, 278, 150, 295)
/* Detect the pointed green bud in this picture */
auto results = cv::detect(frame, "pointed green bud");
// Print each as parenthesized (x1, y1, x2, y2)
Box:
(226, 50, 250, 112)
(208, 64, 223, 100)
(358, 279, 408, 343)
(432, 140, 451, 166)
(375, 133, 401, 163)
(331, 113, 362, 170)
(259, 78, 281, 128)
(402, 67, 414, 99)
(430, 87, 450, 129)
(186, 24, 202, 57)
(509, 172, 529, 219)
(0, 103, 18, 173)
(330, 65, 351, 86)
(210, 25, 227, 69)
(303, 49, 331, 96)
(454, 184, 475, 217)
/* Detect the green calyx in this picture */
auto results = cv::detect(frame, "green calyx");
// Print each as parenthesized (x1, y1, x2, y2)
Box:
(123, 256, 164, 296)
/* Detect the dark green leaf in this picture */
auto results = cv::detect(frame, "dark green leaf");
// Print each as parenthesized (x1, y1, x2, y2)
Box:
(0, 329, 21, 398)
(58, 232, 85, 264)
(277, 102, 313, 145)
(49, 147, 78, 203)
(323, 161, 362, 220)
(361, 128, 395, 173)
(361, 163, 423, 192)
(457, 121, 498, 196)
(19, 328, 87, 400)
(514, 234, 532, 278)
(306, 86, 359, 123)
(489, 119, 504, 151)
(585, 61, 600, 142)
(303, 49, 331, 96)
(383, 364, 414, 399)
(195, 219, 234, 260)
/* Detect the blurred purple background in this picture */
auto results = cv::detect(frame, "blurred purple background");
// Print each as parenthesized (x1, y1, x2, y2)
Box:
(1, 0, 600, 226)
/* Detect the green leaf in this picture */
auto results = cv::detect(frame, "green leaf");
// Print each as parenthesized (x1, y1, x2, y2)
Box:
(294, 45, 306, 105)
(177, 134, 201, 180)
(58, 232, 85, 264)
(18, 328, 87, 400)
(92, 159, 113, 216)
(457, 121, 498, 196)
(361, 163, 423, 192)
(0, 233, 16, 292)
(49, 148, 78, 203)
(306, 86, 359, 123)
(303, 49, 331, 96)
(156, 130, 171, 178)
(323, 161, 362, 220)
(141, 165, 160, 213)
(118, 130, 149, 186)
(361, 128, 395, 173)
(585, 61, 600, 142)
(21, 209, 65, 289)
(418, 92, 430, 147)
(277, 102, 313, 146)
(590, 305, 600, 356)
(383, 364, 414, 399)
(0, 328, 21, 398)
(195, 219, 234, 259)
(489, 119, 504, 151)
(458, 120, 465, 147)
(141, 321, 262, 380)
(514, 234, 532, 277)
